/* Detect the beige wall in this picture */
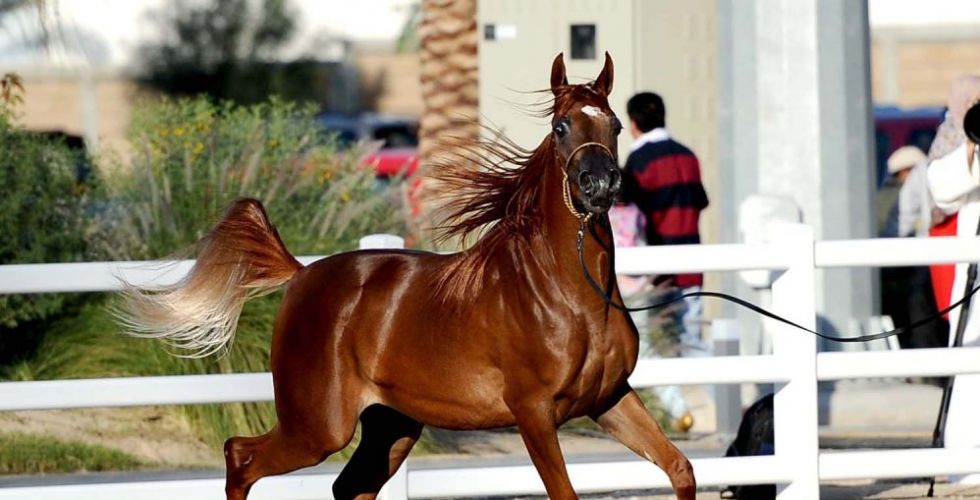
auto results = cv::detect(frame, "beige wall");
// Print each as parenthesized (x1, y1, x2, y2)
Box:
(357, 52, 423, 115)
(633, 0, 718, 247)
(17, 76, 142, 159)
(871, 28, 980, 107)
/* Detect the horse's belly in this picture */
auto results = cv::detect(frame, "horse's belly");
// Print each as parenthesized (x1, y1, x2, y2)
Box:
(375, 366, 516, 429)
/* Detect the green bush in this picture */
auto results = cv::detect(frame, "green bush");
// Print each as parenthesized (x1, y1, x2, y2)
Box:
(0, 105, 94, 366)
(13, 96, 405, 450)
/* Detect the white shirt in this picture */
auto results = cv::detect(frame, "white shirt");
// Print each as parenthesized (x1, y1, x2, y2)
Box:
(630, 127, 671, 152)
(896, 163, 934, 238)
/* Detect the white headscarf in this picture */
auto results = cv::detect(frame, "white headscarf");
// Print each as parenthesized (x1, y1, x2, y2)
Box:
(929, 76, 980, 164)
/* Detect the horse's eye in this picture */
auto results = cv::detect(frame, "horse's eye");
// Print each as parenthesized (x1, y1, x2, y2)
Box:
(553, 120, 569, 138)
(612, 117, 623, 136)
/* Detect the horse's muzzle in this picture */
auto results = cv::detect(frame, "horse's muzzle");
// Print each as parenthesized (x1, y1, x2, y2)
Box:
(577, 162, 621, 213)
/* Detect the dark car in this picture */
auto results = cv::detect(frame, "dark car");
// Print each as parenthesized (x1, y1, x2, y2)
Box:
(315, 112, 420, 178)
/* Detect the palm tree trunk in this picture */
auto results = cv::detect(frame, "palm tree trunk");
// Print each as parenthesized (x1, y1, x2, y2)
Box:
(415, 0, 478, 246)
(418, 0, 479, 161)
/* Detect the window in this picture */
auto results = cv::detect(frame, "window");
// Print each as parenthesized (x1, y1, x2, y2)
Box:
(570, 24, 596, 60)
(372, 125, 418, 149)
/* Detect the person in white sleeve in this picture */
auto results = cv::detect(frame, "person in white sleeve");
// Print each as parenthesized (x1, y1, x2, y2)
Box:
(926, 75, 980, 484)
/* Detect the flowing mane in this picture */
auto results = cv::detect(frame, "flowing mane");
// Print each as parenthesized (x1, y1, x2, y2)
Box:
(427, 84, 609, 304)
(428, 131, 553, 244)
(425, 130, 554, 304)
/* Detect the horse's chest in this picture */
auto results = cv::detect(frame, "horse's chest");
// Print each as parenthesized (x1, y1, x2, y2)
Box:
(556, 319, 637, 413)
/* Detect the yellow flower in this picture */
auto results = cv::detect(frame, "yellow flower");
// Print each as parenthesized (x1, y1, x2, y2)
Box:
(193, 142, 205, 155)
(173, 127, 185, 137)
(340, 191, 351, 202)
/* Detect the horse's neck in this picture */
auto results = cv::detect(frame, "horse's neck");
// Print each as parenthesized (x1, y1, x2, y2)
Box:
(537, 163, 616, 292)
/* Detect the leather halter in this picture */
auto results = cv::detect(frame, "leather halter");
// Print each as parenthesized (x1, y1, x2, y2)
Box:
(558, 141, 616, 222)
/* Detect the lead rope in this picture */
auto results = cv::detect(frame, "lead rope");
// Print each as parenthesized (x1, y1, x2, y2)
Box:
(575, 219, 980, 343)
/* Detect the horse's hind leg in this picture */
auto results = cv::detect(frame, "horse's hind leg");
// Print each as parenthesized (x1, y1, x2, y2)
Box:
(332, 405, 423, 500)
(593, 387, 695, 500)
(224, 368, 361, 500)
(224, 419, 356, 500)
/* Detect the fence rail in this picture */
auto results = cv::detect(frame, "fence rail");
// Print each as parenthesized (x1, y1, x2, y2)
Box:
(2, 229, 980, 499)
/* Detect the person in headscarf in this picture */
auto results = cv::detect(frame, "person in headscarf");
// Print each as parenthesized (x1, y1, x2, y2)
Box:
(881, 145, 932, 238)
(879, 146, 948, 352)
(926, 74, 980, 484)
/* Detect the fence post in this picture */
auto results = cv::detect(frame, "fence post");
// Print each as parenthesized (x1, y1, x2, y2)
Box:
(769, 223, 819, 499)
(712, 319, 742, 436)
(359, 234, 406, 250)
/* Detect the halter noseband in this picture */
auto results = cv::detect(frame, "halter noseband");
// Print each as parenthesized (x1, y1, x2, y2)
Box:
(559, 141, 616, 222)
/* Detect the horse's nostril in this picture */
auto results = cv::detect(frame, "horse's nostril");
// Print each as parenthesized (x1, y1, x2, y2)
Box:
(578, 171, 595, 194)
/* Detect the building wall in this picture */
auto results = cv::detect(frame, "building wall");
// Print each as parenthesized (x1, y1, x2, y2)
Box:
(17, 75, 143, 162)
(356, 52, 423, 115)
(871, 27, 980, 107)
(633, 0, 719, 247)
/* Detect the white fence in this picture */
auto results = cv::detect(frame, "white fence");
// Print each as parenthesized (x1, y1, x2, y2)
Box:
(3, 224, 980, 499)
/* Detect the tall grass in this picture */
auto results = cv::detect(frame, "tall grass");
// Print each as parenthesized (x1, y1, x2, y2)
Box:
(0, 432, 143, 475)
(92, 96, 400, 260)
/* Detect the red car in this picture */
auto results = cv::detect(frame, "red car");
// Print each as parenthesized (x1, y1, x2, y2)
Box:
(316, 113, 420, 177)
(316, 113, 422, 217)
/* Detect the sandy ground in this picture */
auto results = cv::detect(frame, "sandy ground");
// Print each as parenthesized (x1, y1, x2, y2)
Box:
(633, 482, 980, 499)
(0, 407, 220, 467)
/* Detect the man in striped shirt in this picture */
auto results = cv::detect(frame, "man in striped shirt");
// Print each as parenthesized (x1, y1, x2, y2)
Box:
(620, 92, 709, 430)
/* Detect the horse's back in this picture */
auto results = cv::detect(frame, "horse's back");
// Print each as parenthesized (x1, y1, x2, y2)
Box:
(276, 248, 445, 337)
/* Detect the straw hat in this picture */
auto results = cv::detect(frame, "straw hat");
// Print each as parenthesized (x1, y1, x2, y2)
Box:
(887, 145, 926, 175)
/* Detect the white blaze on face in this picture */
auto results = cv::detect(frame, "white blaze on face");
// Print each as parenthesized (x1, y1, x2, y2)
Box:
(581, 105, 605, 118)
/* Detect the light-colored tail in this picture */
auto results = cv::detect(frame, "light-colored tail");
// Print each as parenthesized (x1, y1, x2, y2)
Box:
(116, 198, 302, 357)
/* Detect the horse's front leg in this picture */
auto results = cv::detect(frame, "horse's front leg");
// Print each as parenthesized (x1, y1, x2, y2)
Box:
(510, 398, 578, 500)
(592, 386, 696, 500)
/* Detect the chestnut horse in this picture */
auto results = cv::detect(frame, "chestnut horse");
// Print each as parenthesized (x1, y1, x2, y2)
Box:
(118, 53, 695, 500)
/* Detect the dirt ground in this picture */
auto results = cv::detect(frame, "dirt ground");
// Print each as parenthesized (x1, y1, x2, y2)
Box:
(0, 407, 219, 467)
(634, 482, 980, 499)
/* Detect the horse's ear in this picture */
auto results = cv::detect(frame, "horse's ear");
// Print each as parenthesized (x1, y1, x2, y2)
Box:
(550, 53, 568, 95)
(593, 52, 614, 96)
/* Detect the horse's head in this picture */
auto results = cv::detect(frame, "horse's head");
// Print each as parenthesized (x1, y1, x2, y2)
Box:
(550, 52, 622, 216)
